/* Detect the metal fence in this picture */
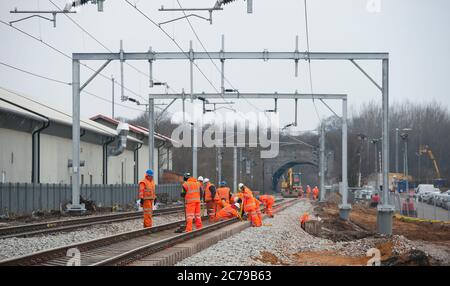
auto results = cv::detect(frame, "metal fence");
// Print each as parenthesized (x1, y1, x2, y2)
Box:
(388, 192, 450, 222)
(0, 183, 182, 217)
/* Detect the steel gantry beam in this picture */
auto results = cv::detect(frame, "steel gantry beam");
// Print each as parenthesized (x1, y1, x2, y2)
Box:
(73, 52, 388, 61)
(147, 92, 348, 100)
(70, 43, 392, 234)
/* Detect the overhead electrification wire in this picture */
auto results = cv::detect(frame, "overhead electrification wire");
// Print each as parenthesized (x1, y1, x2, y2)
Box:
(0, 19, 146, 106)
(303, 0, 321, 121)
(48, 0, 177, 104)
(0, 60, 71, 85)
(0, 60, 146, 113)
(303, 0, 339, 119)
(176, 0, 236, 105)
(124, 0, 223, 96)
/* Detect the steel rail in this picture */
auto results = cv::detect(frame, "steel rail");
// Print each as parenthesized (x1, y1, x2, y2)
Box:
(0, 206, 184, 239)
(0, 199, 292, 266)
(93, 198, 296, 266)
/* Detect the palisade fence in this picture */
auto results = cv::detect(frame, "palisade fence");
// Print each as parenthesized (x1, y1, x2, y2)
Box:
(0, 183, 181, 217)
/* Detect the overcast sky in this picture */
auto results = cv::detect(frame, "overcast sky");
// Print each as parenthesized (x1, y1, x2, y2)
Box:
(1, 0, 449, 132)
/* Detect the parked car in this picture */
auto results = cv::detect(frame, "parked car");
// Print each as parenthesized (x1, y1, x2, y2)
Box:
(422, 190, 441, 204)
(415, 184, 440, 202)
(436, 191, 450, 208)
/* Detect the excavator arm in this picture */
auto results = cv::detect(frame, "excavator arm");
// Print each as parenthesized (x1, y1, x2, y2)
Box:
(419, 145, 442, 179)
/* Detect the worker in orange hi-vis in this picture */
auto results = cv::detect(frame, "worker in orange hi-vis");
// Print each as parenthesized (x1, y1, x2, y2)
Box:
(255, 197, 263, 223)
(181, 175, 203, 232)
(203, 178, 218, 222)
(215, 181, 231, 213)
(306, 185, 312, 199)
(300, 212, 310, 229)
(257, 194, 275, 218)
(138, 169, 156, 228)
(215, 199, 242, 221)
(312, 186, 319, 200)
(238, 183, 261, 227)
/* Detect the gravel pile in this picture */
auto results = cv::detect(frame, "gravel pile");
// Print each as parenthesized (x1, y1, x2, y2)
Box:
(176, 200, 420, 266)
(177, 200, 337, 266)
(335, 235, 414, 257)
(0, 213, 185, 260)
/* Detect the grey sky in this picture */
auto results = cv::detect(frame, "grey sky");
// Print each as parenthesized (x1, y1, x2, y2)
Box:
(1, 0, 449, 132)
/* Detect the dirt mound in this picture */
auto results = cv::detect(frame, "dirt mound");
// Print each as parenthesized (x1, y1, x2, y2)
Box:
(315, 199, 450, 242)
(383, 250, 438, 266)
(293, 250, 370, 266)
(252, 251, 288, 265)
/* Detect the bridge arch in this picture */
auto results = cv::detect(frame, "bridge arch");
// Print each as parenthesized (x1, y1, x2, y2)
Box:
(272, 161, 318, 192)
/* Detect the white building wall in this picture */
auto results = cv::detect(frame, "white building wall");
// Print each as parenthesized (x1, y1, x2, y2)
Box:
(136, 146, 159, 184)
(1, 127, 165, 185)
(40, 134, 103, 184)
(108, 149, 134, 184)
(0, 128, 32, 183)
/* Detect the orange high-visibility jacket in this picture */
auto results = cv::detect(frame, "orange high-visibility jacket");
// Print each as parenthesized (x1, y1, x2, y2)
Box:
(313, 187, 319, 195)
(259, 195, 275, 206)
(182, 178, 201, 204)
(243, 186, 253, 197)
(300, 213, 310, 224)
(204, 182, 217, 202)
(218, 199, 231, 209)
(139, 178, 156, 200)
(217, 204, 239, 219)
(255, 198, 261, 210)
(244, 195, 256, 213)
(216, 187, 231, 202)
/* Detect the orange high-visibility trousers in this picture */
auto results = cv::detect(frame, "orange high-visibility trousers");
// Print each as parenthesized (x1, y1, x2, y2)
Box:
(185, 202, 202, 232)
(143, 199, 153, 228)
(265, 202, 274, 217)
(247, 210, 261, 227)
(206, 200, 217, 222)
(256, 208, 263, 223)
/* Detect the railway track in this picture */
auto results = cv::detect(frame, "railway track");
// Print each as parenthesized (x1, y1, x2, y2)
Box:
(0, 198, 296, 266)
(0, 206, 184, 239)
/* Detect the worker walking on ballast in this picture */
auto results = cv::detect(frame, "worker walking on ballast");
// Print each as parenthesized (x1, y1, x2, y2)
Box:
(138, 169, 156, 228)
(181, 174, 203, 232)
(312, 186, 319, 200)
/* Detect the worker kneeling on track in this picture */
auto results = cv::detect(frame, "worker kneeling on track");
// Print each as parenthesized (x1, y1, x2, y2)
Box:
(215, 199, 242, 221)
(257, 194, 275, 218)
(203, 178, 218, 222)
(215, 181, 231, 213)
(181, 174, 203, 232)
(139, 169, 156, 228)
(239, 183, 261, 227)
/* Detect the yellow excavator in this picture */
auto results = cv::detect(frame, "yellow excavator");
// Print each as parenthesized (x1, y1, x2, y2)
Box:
(280, 168, 302, 198)
(419, 145, 446, 188)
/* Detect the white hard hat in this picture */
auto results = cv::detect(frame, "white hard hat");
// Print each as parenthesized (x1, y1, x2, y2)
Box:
(204, 178, 210, 183)
(197, 176, 204, 182)
(234, 203, 240, 209)
(238, 183, 244, 189)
